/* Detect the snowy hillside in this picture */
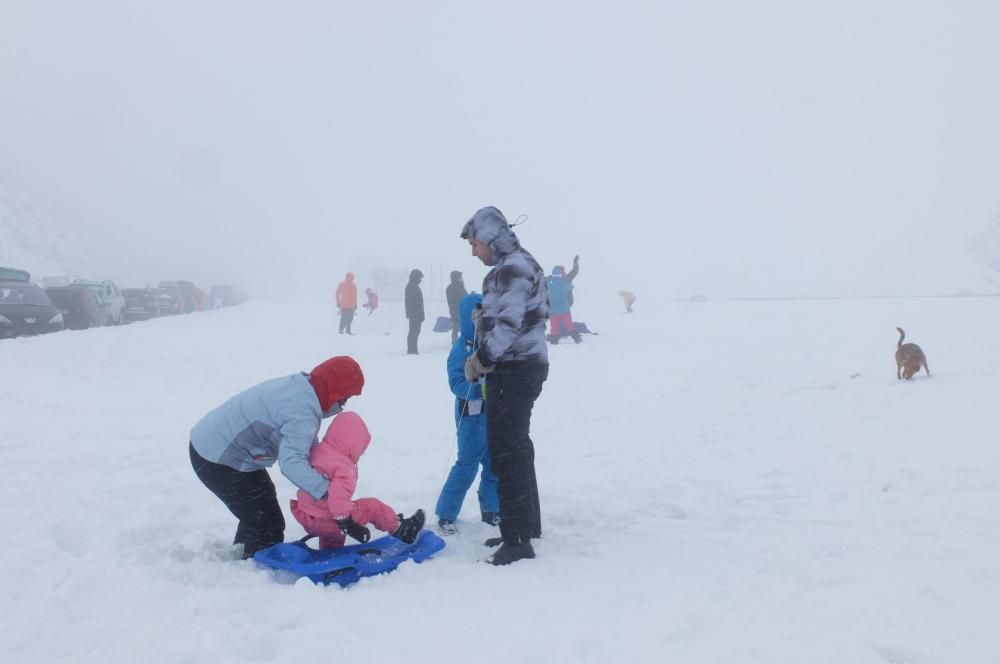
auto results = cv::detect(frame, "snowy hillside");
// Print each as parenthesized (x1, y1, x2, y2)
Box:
(1, 296, 997, 663)
(0, 183, 130, 283)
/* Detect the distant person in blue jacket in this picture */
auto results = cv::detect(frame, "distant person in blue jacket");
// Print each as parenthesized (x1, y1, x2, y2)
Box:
(546, 266, 582, 344)
(189, 356, 364, 559)
(434, 293, 500, 535)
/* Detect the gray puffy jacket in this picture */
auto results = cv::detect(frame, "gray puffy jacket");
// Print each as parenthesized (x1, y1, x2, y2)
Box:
(461, 207, 549, 365)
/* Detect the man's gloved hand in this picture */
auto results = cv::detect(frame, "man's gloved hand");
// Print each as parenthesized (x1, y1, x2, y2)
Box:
(464, 351, 494, 382)
(336, 517, 371, 544)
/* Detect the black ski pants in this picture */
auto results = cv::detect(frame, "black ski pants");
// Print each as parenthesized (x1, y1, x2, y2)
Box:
(189, 443, 285, 556)
(407, 319, 422, 354)
(485, 360, 548, 545)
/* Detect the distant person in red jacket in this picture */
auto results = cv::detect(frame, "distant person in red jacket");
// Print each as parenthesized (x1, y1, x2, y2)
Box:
(336, 273, 358, 334)
(362, 288, 379, 316)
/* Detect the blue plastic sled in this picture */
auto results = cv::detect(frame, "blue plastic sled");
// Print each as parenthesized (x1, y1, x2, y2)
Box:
(253, 530, 446, 587)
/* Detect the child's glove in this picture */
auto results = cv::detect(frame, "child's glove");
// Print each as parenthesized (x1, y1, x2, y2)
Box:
(336, 517, 371, 544)
(464, 352, 494, 382)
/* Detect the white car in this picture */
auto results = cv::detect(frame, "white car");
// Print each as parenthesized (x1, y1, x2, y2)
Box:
(72, 279, 125, 325)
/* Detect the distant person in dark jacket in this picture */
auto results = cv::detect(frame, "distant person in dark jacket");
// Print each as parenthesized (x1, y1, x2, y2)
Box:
(405, 269, 424, 355)
(445, 270, 468, 344)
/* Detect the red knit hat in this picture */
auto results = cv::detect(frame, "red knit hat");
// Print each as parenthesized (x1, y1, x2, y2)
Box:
(308, 356, 364, 412)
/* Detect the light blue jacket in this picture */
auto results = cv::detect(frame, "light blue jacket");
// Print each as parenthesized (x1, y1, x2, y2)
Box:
(190, 373, 333, 500)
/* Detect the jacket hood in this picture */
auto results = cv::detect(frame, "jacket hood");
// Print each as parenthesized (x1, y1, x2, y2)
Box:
(308, 356, 364, 413)
(552, 266, 566, 276)
(320, 411, 371, 463)
(460, 206, 521, 264)
(345, 272, 354, 282)
(408, 269, 423, 283)
(457, 292, 483, 342)
(449, 270, 463, 283)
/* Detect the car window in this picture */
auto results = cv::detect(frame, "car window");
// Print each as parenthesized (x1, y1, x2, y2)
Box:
(0, 286, 51, 305)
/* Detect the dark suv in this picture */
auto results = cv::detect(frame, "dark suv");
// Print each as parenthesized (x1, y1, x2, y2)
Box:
(0, 281, 65, 338)
(45, 285, 113, 330)
(122, 288, 160, 322)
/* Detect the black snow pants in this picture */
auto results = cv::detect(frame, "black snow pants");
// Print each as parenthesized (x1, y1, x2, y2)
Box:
(485, 360, 548, 545)
(189, 443, 285, 557)
(407, 319, 422, 354)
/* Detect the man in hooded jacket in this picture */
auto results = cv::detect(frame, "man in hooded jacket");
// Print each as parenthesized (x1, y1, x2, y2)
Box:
(405, 269, 424, 354)
(445, 270, 468, 344)
(460, 206, 549, 565)
(189, 356, 364, 558)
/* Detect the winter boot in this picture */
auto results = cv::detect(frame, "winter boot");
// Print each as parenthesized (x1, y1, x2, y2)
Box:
(488, 541, 535, 566)
(437, 518, 458, 536)
(392, 509, 425, 544)
(484, 536, 504, 547)
(481, 510, 501, 526)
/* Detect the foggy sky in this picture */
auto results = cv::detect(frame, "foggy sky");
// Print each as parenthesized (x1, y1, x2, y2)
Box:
(2, 1, 999, 299)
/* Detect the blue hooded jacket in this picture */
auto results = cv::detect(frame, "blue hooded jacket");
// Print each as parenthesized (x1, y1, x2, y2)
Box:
(546, 267, 574, 315)
(446, 293, 485, 421)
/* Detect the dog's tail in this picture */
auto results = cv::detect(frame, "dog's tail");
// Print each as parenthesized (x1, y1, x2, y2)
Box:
(896, 327, 905, 348)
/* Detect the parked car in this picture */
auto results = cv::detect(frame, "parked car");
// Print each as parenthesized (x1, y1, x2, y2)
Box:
(208, 285, 245, 308)
(72, 279, 125, 325)
(152, 287, 184, 315)
(0, 280, 64, 338)
(0, 266, 31, 282)
(45, 285, 114, 330)
(41, 276, 74, 288)
(122, 288, 161, 322)
(158, 281, 199, 313)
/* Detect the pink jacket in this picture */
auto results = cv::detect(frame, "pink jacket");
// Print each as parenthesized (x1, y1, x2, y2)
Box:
(293, 411, 371, 520)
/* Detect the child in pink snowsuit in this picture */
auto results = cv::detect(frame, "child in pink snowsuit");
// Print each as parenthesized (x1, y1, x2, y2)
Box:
(290, 411, 424, 548)
(362, 288, 379, 315)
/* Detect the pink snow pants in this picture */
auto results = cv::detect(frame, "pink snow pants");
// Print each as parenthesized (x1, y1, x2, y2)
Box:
(292, 497, 400, 549)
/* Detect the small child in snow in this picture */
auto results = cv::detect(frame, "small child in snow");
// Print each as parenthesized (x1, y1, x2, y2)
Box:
(434, 293, 500, 535)
(290, 411, 424, 547)
(362, 288, 379, 316)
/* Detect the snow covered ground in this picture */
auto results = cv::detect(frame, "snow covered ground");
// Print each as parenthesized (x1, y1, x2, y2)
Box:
(1, 295, 997, 663)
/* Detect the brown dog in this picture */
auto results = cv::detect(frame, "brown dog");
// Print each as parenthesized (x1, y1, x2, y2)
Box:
(895, 327, 929, 380)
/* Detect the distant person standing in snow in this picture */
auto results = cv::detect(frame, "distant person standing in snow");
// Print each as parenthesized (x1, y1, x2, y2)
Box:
(335, 272, 358, 335)
(445, 270, 468, 344)
(362, 287, 379, 315)
(434, 293, 499, 536)
(189, 356, 364, 559)
(405, 269, 424, 354)
(460, 206, 549, 566)
(546, 267, 582, 344)
(619, 290, 636, 313)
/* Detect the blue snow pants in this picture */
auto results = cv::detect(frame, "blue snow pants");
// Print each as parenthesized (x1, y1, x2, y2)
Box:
(435, 412, 499, 521)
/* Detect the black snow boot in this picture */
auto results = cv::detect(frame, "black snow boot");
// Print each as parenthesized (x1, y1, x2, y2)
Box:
(392, 509, 425, 544)
(481, 510, 501, 526)
(489, 541, 535, 566)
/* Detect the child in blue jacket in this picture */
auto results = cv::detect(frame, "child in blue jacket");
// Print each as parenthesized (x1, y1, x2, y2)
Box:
(434, 293, 500, 535)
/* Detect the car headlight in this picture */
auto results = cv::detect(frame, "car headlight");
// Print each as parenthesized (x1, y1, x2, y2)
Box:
(49, 312, 64, 324)
(0, 314, 11, 324)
